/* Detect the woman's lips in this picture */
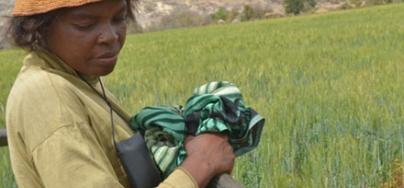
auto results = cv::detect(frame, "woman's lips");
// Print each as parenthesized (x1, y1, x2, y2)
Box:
(96, 53, 118, 65)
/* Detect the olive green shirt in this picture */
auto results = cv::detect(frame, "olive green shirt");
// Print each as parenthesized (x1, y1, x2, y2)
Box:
(5, 50, 198, 188)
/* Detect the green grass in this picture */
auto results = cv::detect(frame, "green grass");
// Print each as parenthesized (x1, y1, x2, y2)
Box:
(1, 4, 404, 187)
(0, 50, 24, 188)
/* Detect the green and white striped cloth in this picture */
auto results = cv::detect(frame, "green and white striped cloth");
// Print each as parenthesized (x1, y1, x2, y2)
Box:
(130, 81, 265, 177)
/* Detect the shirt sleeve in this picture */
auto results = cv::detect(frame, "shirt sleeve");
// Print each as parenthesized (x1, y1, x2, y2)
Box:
(158, 168, 199, 188)
(31, 122, 198, 188)
(32, 122, 125, 188)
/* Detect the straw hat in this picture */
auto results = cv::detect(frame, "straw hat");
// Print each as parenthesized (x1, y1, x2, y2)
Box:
(13, 0, 104, 16)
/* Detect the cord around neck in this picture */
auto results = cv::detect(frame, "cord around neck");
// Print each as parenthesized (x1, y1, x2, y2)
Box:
(78, 74, 119, 152)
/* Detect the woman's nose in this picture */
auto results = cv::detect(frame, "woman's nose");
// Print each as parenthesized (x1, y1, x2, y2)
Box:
(98, 24, 119, 45)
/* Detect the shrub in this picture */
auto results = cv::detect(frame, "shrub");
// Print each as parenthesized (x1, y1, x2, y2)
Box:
(366, 0, 394, 5)
(152, 8, 211, 31)
(211, 7, 228, 21)
(240, 5, 268, 21)
(284, 0, 304, 15)
(241, 5, 255, 21)
(211, 5, 272, 23)
(226, 8, 240, 22)
(307, 0, 317, 8)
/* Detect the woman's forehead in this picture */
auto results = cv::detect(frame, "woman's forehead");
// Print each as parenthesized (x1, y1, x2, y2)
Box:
(60, 0, 127, 19)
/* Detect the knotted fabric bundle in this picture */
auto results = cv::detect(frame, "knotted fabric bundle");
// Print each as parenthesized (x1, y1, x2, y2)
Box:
(130, 81, 265, 177)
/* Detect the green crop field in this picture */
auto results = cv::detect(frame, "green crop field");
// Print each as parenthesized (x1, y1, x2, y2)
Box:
(1, 4, 403, 188)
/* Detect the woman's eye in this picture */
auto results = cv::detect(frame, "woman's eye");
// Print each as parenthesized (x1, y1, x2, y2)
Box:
(73, 23, 95, 30)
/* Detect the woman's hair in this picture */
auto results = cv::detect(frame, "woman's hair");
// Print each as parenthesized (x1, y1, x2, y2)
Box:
(7, 0, 138, 51)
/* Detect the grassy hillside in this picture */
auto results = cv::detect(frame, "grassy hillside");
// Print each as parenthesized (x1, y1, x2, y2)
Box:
(1, 3, 404, 187)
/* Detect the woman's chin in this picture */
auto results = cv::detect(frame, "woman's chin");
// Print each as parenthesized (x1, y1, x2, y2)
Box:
(87, 58, 117, 76)
(96, 67, 116, 76)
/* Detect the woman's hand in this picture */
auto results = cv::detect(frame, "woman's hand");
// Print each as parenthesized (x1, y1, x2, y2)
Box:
(180, 133, 235, 188)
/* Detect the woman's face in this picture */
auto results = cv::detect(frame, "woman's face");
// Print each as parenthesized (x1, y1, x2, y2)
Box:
(46, 0, 128, 76)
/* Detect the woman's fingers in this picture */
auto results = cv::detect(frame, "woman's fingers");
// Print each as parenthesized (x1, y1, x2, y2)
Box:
(180, 133, 236, 187)
(223, 142, 235, 174)
(184, 133, 234, 173)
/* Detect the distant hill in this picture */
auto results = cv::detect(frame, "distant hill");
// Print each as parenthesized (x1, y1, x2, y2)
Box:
(0, 0, 285, 34)
(1, 3, 404, 187)
(0, 0, 389, 48)
(0, 0, 14, 48)
(135, 0, 282, 30)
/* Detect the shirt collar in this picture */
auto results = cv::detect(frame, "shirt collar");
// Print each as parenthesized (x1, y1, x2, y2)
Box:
(23, 47, 131, 124)
(33, 48, 99, 85)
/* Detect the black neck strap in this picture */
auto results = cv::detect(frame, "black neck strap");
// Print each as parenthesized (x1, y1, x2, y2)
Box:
(78, 75, 118, 152)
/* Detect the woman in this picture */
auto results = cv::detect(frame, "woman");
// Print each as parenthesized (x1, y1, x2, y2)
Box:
(5, 0, 235, 187)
